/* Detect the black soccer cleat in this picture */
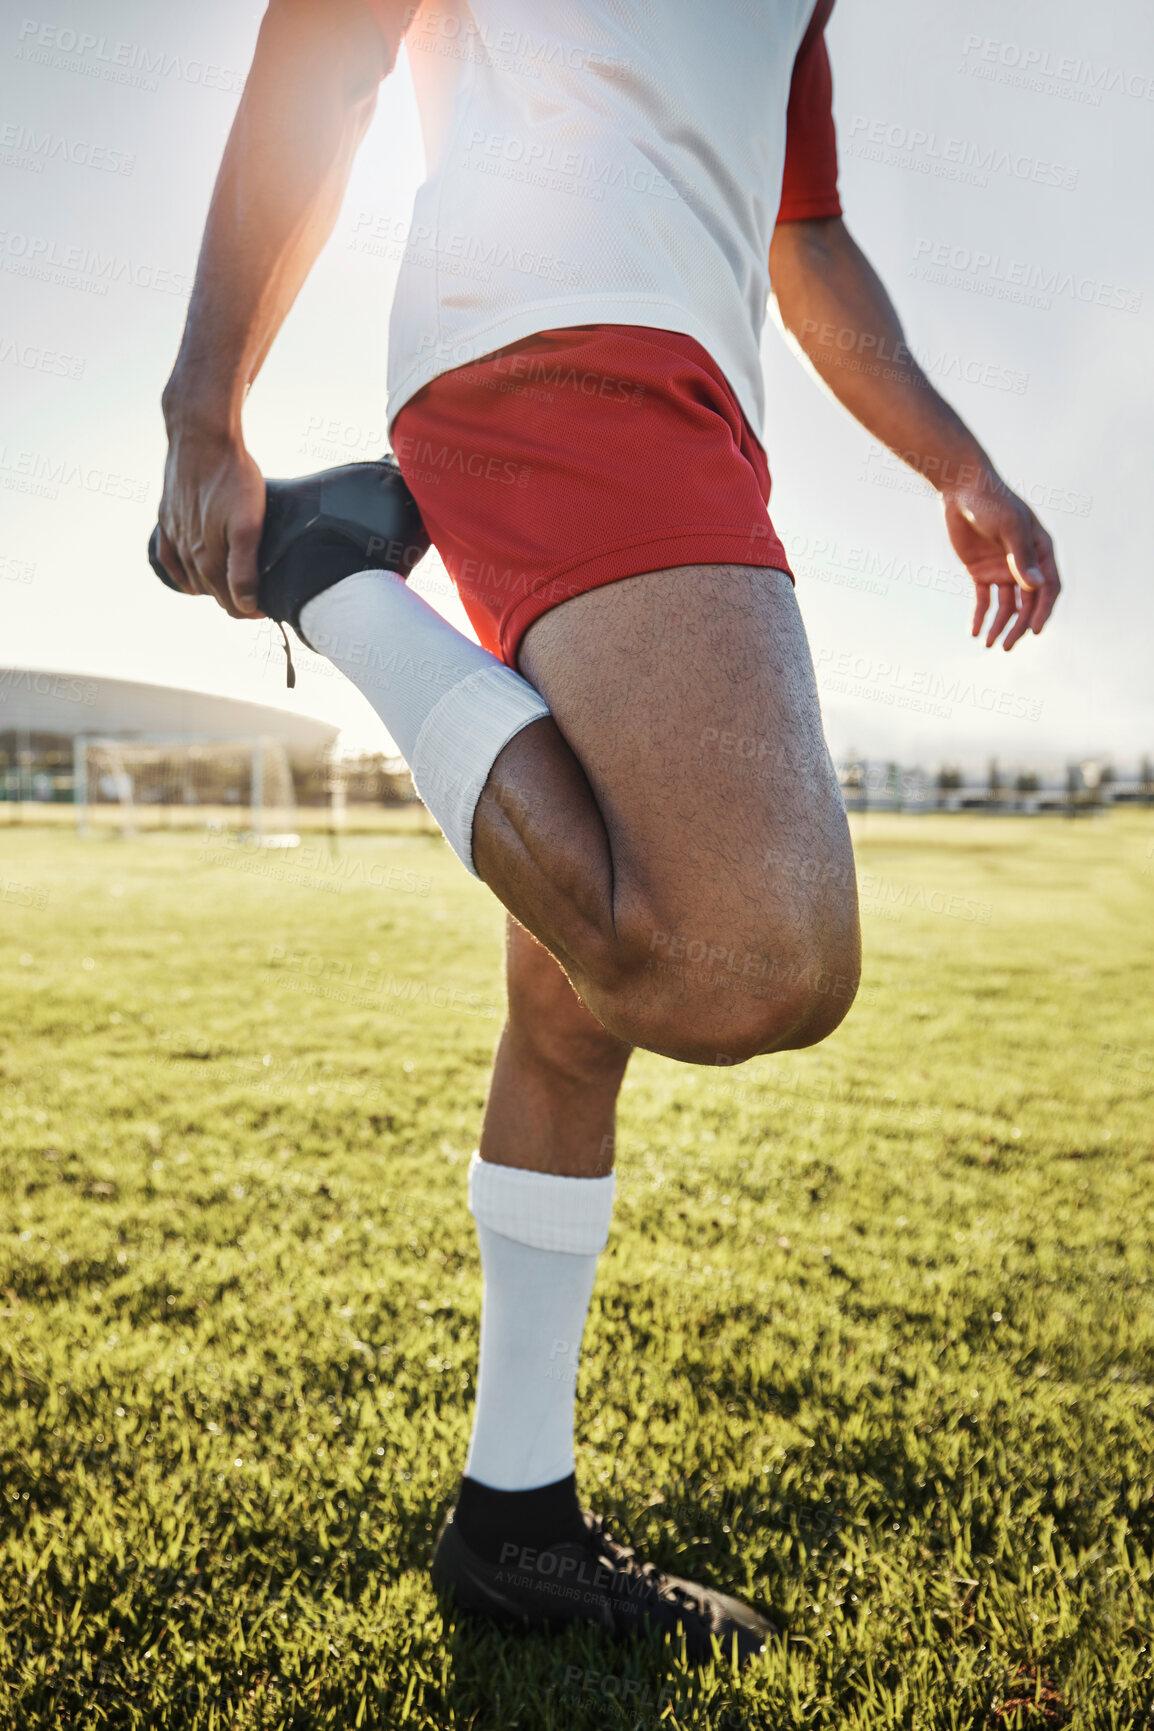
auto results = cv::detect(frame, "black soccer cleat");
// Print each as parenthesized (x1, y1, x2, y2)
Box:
(148, 455, 430, 646)
(430, 1503, 776, 1667)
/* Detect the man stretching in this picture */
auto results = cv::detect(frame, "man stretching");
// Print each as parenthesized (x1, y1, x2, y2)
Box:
(156, 0, 1061, 1664)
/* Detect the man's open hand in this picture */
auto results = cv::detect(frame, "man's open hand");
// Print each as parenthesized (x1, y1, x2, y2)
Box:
(156, 419, 266, 619)
(942, 471, 1061, 651)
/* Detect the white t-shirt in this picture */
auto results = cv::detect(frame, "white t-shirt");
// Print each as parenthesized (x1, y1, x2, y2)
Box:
(385, 0, 820, 437)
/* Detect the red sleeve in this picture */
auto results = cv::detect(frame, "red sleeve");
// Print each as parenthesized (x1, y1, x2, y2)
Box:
(776, 9, 842, 223)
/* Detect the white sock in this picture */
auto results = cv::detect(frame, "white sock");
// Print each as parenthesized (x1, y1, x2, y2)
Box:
(464, 1152, 616, 1492)
(300, 571, 550, 875)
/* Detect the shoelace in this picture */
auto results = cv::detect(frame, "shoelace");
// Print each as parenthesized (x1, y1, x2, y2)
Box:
(277, 622, 296, 689)
(585, 1517, 708, 1616)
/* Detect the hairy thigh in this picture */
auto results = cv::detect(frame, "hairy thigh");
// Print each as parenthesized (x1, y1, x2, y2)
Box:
(517, 565, 858, 997)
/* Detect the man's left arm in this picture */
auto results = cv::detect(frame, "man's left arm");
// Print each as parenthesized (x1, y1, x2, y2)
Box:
(769, 215, 1061, 650)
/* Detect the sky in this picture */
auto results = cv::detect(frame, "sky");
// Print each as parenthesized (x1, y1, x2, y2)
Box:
(2, 0, 1151, 774)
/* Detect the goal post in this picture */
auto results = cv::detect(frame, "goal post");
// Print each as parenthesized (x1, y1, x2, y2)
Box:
(73, 735, 296, 836)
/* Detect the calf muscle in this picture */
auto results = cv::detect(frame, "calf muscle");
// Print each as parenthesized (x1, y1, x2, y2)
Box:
(479, 919, 632, 1179)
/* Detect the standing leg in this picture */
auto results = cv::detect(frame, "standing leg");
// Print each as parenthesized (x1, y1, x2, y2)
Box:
(432, 917, 775, 1659)
(481, 917, 632, 1179)
(451, 920, 631, 1559)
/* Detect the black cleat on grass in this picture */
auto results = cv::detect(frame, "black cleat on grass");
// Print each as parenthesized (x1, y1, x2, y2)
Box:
(431, 1504, 776, 1667)
(147, 455, 430, 657)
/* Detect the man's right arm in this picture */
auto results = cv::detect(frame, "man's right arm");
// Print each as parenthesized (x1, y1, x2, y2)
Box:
(158, 0, 407, 616)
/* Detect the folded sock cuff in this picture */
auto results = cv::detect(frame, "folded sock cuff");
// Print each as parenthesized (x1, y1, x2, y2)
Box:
(410, 663, 550, 877)
(467, 1151, 616, 1255)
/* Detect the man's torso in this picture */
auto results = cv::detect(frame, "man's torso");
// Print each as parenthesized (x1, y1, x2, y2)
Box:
(387, 0, 821, 433)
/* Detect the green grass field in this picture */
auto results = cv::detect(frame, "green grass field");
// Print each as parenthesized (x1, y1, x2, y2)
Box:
(2, 813, 1152, 1729)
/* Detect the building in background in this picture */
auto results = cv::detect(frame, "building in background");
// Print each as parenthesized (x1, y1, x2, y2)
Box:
(2, 667, 1148, 820)
(837, 753, 1154, 814)
(0, 669, 338, 807)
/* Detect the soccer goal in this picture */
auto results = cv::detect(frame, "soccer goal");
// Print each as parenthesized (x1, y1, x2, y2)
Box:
(73, 735, 297, 836)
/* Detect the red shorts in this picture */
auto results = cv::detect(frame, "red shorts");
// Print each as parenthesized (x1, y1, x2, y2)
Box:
(391, 324, 793, 668)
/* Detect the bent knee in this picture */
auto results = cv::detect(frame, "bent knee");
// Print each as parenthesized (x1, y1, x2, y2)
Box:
(584, 922, 860, 1065)
(613, 974, 857, 1065)
(766, 955, 860, 1051)
(506, 968, 632, 1084)
(509, 1009, 632, 1084)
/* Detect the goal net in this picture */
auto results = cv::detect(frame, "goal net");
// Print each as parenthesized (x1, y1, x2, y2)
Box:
(73, 736, 297, 835)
